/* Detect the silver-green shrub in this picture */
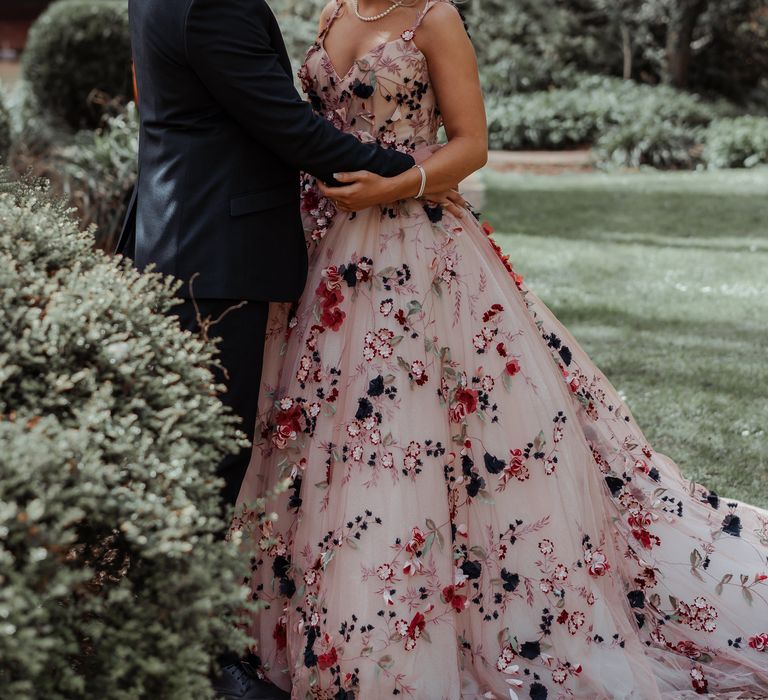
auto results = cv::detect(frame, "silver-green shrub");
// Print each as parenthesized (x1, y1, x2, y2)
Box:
(704, 116, 768, 169)
(0, 175, 255, 699)
(55, 102, 139, 251)
(269, 0, 321, 77)
(593, 119, 705, 170)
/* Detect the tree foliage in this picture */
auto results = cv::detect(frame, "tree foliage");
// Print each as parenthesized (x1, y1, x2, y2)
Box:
(463, 0, 768, 99)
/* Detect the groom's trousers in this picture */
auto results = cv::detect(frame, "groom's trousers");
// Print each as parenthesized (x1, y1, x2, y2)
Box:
(173, 299, 270, 508)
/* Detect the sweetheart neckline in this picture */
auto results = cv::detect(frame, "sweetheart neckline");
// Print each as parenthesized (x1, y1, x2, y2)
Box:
(315, 35, 426, 83)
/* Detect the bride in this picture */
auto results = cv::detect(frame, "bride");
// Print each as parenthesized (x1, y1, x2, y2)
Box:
(234, 1, 768, 698)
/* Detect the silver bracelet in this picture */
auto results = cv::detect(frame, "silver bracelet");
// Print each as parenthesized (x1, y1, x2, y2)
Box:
(413, 164, 427, 199)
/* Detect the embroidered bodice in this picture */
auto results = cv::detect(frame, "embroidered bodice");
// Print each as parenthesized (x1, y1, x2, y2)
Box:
(298, 0, 445, 153)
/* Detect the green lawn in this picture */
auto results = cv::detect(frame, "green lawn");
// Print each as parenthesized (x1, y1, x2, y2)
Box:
(483, 168, 768, 507)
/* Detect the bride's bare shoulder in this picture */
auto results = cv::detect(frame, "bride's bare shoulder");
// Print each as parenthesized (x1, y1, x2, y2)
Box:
(423, 1, 463, 22)
(417, 2, 470, 50)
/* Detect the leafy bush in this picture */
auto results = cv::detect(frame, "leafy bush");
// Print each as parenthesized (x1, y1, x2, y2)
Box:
(594, 119, 704, 169)
(0, 91, 10, 162)
(0, 175, 256, 699)
(485, 85, 605, 150)
(9, 102, 139, 251)
(491, 80, 768, 171)
(486, 76, 716, 151)
(55, 103, 139, 251)
(4, 82, 65, 169)
(704, 116, 768, 169)
(21, 0, 132, 131)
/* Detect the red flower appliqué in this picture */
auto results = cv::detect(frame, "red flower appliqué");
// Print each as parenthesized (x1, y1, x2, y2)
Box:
(505, 358, 521, 376)
(317, 646, 338, 670)
(395, 612, 426, 651)
(442, 585, 469, 613)
(273, 401, 304, 448)
(450, 387, 479, 423)
(316, 276, 346, 332)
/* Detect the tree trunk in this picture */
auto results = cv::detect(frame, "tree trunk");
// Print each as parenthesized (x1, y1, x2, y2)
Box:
(621, 23, 633, 80)
(665, 0, 709, 88)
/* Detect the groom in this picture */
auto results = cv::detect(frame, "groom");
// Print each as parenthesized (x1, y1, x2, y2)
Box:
(118, 0, 416, 697)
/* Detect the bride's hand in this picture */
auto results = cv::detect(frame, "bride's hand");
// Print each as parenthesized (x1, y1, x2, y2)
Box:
(424, 189, 469, 218)
(317, 171, 396, 212)
(318, 171, 468, 218)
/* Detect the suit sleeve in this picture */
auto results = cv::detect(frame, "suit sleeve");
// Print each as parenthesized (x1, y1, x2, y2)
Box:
(184, 0, 414, 183)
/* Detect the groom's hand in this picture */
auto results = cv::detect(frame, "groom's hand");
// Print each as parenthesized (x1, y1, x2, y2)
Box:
(319, 171, 467, 218)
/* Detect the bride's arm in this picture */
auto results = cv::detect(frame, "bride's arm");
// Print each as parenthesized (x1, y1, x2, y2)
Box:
(319, 2, 487, 209)
(403, 2, 489, 190)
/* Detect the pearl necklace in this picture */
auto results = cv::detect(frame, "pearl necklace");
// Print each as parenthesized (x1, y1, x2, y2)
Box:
(353, 0, 405, 22)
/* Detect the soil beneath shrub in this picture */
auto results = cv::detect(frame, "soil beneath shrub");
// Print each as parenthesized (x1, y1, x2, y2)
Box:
(487, 148, 595, 175)
(0, 60, 20, 85)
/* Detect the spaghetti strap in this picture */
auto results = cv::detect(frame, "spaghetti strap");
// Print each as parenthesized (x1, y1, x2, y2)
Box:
(318, 0, 345, 40)
(409, 0, 452, 33)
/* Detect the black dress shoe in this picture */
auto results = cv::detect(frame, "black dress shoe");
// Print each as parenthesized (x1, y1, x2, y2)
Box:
(212, 660, 291, 700)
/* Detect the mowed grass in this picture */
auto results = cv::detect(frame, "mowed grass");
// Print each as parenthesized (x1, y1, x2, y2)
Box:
(482, 168, 768, 507)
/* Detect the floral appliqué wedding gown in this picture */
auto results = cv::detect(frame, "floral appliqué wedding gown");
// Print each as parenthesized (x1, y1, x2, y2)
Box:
(234, 2, 768, 698)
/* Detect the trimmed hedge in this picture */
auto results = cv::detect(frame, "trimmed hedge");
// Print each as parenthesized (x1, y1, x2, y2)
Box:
(486, 76, 717, 152)
(487, 81, 768, 170)
(482, 76, 768, 170)
(21, 0, 132, 131)
(704, 116, 768, 169)
(0, 174, 257, 699)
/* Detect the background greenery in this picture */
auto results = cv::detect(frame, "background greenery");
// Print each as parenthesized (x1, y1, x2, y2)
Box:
(464, 0, 768, 100)
(485, 75, 724, 165)
(5, 0, 134, 250)
(484, 168, 768, 507)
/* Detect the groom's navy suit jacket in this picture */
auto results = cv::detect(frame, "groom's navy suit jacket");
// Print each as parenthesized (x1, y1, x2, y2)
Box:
(120, 0, 414, 301)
